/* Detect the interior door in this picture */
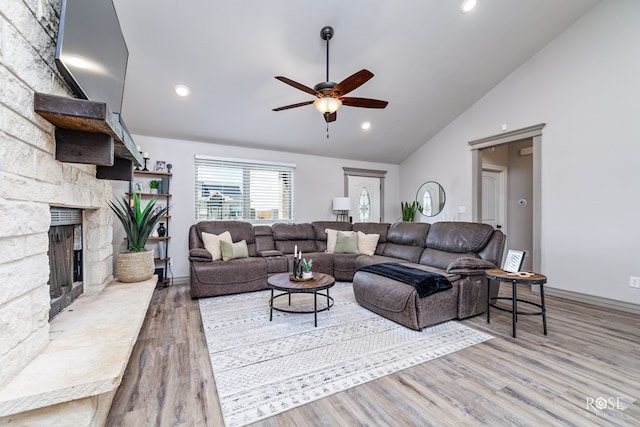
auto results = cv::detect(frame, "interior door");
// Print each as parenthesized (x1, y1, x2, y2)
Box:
(482, 168, 506, 235)
(348, 176, 381, 223)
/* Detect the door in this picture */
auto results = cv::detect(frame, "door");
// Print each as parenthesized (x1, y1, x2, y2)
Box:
(482, 166, 506, 235)
(348, 176, 381, 223)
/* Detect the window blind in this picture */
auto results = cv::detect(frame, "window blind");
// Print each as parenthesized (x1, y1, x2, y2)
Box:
(194, 156, 295, 223)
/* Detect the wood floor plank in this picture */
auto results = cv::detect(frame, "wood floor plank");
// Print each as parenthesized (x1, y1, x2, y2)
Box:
(107, 284, 640, 426)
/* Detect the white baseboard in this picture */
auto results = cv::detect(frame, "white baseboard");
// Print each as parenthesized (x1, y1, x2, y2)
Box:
(545, 287, 640, 315)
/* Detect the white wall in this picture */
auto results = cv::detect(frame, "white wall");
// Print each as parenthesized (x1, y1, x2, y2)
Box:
(401, 0, 640, 304)
(114, 135, 400, 281)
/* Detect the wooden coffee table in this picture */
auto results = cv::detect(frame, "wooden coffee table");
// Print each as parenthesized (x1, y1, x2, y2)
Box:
(267, 272, 335, 327)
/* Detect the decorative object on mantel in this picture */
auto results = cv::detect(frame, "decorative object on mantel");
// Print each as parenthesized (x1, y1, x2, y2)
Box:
(166, 163, 173, 173)
(400, 200, 422, 222)
(155, 160, 166, 172)
(108, 192, 170, 282)
(333, 197, 351, 222)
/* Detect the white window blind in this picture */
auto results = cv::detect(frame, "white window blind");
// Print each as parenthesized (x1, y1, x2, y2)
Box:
(194, 156, 295, 223)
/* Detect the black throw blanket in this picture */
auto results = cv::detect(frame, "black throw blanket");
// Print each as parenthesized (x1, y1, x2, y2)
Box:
(358, 262, 452, 298)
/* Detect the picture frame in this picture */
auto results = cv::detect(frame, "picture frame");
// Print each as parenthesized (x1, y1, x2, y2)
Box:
(503, 249, 526, 273)
(155, 160, 166, 172)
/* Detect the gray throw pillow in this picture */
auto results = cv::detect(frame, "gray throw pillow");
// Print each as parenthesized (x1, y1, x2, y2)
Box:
(334, 230, 358, 253)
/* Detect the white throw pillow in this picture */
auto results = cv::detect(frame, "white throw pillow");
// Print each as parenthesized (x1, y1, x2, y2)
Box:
(357, 231, 380, 256)
(325, 229, 338, 253)
(201, 231, 233, 261)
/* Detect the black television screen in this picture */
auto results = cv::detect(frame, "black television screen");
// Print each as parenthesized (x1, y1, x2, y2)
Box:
(55, 0, 128, 115)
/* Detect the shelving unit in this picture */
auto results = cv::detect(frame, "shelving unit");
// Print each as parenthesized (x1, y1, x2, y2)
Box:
(129, 170, 173, 286)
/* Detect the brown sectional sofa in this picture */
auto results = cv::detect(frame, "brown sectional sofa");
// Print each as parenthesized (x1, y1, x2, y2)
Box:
(188, 220, 505, 329)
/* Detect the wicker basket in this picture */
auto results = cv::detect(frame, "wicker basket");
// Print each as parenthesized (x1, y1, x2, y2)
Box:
(116, 250, 154, 283)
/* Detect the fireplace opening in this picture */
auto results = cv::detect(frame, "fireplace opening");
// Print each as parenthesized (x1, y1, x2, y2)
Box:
(48, 207, 83, 321)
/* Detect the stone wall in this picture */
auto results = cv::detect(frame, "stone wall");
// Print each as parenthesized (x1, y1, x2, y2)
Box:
(0, 0, 115, 387)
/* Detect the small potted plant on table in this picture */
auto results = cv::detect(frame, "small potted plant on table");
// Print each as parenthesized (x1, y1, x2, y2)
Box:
(300, 258, 313, 279)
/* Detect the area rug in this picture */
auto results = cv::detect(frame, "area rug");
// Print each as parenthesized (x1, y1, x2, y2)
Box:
(199, 282, 492, 427)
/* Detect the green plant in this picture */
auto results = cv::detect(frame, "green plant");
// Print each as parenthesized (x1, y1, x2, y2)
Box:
(149, 180, 160, 189)
(400, 200, 422, 222)
(108, 192, 170, 252)
(300, 258, 313, 273)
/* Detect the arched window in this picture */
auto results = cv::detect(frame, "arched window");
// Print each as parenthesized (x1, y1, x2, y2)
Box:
(358, 188, 371, 222)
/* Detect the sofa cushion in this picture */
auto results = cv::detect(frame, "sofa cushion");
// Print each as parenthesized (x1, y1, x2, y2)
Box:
(357, 231, 380, 256)
(426, 222, 494, 253)
(381, 222, 431, 263)
(201, 231, 232, 261)
(272, 223, 317, 254)
(220, 240, 249, 261)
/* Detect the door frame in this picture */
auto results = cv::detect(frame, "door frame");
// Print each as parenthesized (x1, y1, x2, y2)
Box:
(468, 123, 545, 271)
(343, 167, 387, 222)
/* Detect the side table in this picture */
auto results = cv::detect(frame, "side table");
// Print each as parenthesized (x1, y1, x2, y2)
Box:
(485, 268, 547, 338)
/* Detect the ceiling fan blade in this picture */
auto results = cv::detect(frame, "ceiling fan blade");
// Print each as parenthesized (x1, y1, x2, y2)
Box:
(324, 111, 337, 123)
(341, 97, 388, 109)
(331, 69, 374, 97)
(272, 100, 314, 111)
(275, 76, 319, 96)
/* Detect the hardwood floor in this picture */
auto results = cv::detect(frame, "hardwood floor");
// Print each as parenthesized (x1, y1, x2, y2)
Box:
(106, 283, 640, 426)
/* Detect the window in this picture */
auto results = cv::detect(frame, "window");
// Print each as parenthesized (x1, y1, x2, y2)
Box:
(357, 187, 371, 222)
(195, 155, 295, 223)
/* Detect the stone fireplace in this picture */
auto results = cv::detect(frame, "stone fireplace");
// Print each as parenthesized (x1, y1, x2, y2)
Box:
(0, 1, 114, 389)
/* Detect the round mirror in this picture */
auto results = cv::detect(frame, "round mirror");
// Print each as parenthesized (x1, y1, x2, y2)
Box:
(416, 181, 446, 217)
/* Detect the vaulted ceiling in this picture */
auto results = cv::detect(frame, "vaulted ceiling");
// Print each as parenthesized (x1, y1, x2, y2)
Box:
(113, 0, 599, 163)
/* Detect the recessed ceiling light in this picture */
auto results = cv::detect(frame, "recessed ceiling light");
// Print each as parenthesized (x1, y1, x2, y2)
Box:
(361, 121, 371, 130)
(174, 84, 190, 97)
(460, 0, 477, 13)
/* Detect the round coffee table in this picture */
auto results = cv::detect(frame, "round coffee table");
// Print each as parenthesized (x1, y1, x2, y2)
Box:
(267, 272, 335, 327)
(485, 268, 547, 338)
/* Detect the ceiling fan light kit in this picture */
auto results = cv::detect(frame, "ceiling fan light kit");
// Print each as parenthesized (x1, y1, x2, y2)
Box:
(273, 25, 388, 128)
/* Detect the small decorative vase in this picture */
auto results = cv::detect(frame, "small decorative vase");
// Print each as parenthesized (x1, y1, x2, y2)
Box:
(150, 188, 158, 194)
(302, 271, 313, 279)
(157, 222, 166, 237)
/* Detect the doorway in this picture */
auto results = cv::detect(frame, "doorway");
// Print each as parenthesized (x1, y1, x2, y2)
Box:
(343, 167, 386, 223)
(468, 124, 544, 271)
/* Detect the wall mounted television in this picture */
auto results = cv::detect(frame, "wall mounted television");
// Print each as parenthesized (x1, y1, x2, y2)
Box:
(55, 0, 129, 116)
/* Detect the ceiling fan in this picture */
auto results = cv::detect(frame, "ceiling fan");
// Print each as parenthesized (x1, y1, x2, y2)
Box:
(273, 26, 388, 124)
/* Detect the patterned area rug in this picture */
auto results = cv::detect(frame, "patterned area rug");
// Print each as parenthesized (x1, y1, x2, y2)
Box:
(199, 282, 492, 427)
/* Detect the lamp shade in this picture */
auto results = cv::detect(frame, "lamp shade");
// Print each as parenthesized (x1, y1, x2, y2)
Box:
(332, 197, 351, 211)
(314, 97, 342, 114)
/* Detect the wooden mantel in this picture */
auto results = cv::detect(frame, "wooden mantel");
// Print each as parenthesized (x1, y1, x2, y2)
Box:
(34, 92, 143, 181)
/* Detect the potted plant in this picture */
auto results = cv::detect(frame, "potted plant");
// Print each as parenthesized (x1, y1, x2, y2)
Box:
(108, 192, 170, 282)
(149, 180, 160, 194)
(300, 258, 313, 279)
(400, 201, 422, 222)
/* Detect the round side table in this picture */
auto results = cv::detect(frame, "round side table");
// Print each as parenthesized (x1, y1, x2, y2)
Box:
(485, 268, 547, 338)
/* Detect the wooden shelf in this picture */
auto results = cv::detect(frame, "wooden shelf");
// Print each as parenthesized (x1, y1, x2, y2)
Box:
(148, 236, 170, 241)
(33, 93, 142, 169)
(154, 257, 171, 262)
(125, 192, 172, 198)
(134, 170, 173, 177)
